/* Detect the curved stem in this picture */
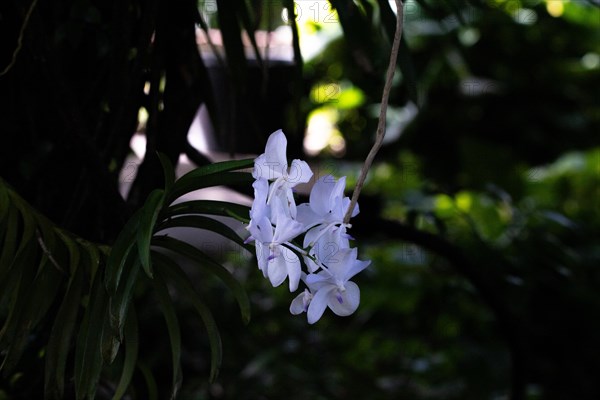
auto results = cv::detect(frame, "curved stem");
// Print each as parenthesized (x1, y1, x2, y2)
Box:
(343, 0, 404, 224)
(0, 0, 39, 77)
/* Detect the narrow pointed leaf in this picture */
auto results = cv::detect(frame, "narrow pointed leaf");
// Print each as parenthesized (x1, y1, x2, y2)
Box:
(45, 266, 84, 400)
(164, 200, 250, 222)
(152, 236, 250, 324)
(0, 241, 38, 351)
(74, 273, 108, 399)
(138, 362, 158, 400)
(153, 252, 222, 381)
(0, 204, 18, 281)
(0, 180, 9, 223)
(157, 152, 176, 194)
(153, 278, 182, 399)
(57, 230, 80, 275)
(109, 256, 141, 341)
(1, 263, 62, 373)
(106, 209, 142, 293)
(111, 306, 139, 400)
(167, 159, 254, 203)
(137, 189, 165, 278)
(156, 215, 252, 253)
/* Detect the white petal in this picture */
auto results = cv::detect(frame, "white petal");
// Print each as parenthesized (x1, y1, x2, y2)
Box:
(272, 213, 304, 244)
(247, 215, 273, 244)
(345, 258, 371, 281)
(296, 203, 322, 230)
(302, 254, 320, 273)
(309, 175, 335, 216)
(281, 247, 301, 291)
(312, 229, 349, 267)
(328, 281, 360, 317)
(255, 241, 269, 277)
(265, 130, 288, 175)
(342, 196, 359, 219)
(288, 159, 313, 185)
(303, 224, 327, 248)
(248, 178, 270, 223)
(267, 252, 288, 287)
(254, 151, 285, 181)
(307, 286, 335, 324)
(290, 290, 311, 315)
(326, 247, 356, 280)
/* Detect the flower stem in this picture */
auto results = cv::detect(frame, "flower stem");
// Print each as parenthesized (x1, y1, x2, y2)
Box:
(343, 0, 405, 224)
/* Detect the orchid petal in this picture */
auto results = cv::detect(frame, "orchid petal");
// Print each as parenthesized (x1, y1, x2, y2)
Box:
(328, 281, 360, 317)
(267, 251, 288, 287)
(290, 289, 311, 315)
(288, 159, 313, 185)
(309, 175, 335, 216)
(283, 248, 302, 291)
(296, 203, 322, 230)
(307, 286, 334, 324)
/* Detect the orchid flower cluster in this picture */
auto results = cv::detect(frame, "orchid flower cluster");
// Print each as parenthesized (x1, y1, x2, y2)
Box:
(245, 130, 370, 324)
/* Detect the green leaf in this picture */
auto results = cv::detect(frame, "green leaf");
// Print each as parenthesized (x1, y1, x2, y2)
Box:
(138, 362, 158, 400)
(153, 252, 222, 382)
(0, 262, 63, 373)
(152, 236, 251, 324)
(45, 266, 84, 399)
(157, 152, 176, 194)
(74, 272, 107, 400)
(163, 200, 250, 223)
(153, 278, 182, 399)
(111, 306, 139, 400)
(109, 255, 140, 341)
(0, 204, 19, 283)
(10, 192, 37, 256)
(0, 180, 9, 223)
(167, 159, 254, 203)
(0, 242, 39, 371)
(156, 215, 252, 253)
(106, 209, 142, 293)
(137, 189, 165, 278)
(57, 230, 80, 275)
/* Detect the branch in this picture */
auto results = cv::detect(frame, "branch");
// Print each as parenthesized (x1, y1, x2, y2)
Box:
(0, 0, 39, 77)
(343, 0, 404, 224)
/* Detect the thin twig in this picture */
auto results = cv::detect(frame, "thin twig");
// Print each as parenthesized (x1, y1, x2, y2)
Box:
(343, 0, 404, 224)
(0, 0, 39, 77)
(36, 229, 64, 272)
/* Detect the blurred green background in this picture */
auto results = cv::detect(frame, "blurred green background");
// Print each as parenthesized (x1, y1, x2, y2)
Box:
(1, 0, 599, 399)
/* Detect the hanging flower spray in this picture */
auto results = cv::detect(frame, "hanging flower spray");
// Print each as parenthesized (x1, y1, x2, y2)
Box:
(246, 0, 404, 323)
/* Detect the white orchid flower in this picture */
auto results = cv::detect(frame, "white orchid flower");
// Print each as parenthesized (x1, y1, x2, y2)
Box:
(247, 199, 305, 292)
(291, 247, 370, 324)
(252, 129, 313, 221)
